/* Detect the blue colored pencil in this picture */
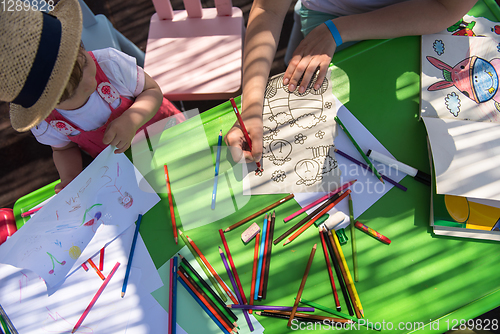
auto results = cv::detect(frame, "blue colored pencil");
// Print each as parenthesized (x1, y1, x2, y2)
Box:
(211, 130, 223, 210)
(254, 213, 268, 300)
(177, 276, 231, 334)
(171, 256, 178, 334)
(219, 247, 254, 332)
(121, 214, 143, 298)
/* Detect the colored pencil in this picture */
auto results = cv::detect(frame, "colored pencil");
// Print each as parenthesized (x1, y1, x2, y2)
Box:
(122, 214, 142, 297)
(288, 244, 316, 327)
(283, 190, 350, 246)
(299, 298, 377, 330)
(323, 229, 353, 316)
(178, 254, 237, 321)
(164, 164, 178, 244)
(334, 149, 407, 191)
(224, 194, 294, 232)
(0, 314, 9, 334)
(178, 230, 227, 302)
(283, 180, 356, 222)
(264, 309, 352, 323)
(254, 214, 267, 300)
(255, 311, 322, 324)
(218, 229, 247, 306)
(177, 276, 231, 334)
(328, 230, 362, 318)
(249, 232, 260, 312)
(0, 304, 16, 334)
(71, 262, 120, 333)
(172, 256, 178, 334)
(261, 210, 275, 299)
(348, 194, 358, 282)
(219, 247, 254, 332)
(332, 230, 363, 316)
(355, 221, 391, 244)
(81, 262, 89, 271)
(99, 247, 105, 271)
(319, 228, 341, 311)
(229, 97, 262, 171)
(212, 130, 223, 210)
(168, 258, 174, 334)
(20, 206, 42, 217)
(274, 193, 341, 245)
(179, 266, 236, 332)
(186, 235, 238, 303)
(335, 116, 383, 184)
(258, 213, 270, 299)
(87, 258, 105, 281)
(228, 305, 314, 312)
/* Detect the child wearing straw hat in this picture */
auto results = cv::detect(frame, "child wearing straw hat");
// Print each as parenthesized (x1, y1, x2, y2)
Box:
(1, 0, 184, 193)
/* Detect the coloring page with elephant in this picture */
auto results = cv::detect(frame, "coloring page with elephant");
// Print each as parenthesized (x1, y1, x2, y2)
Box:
(244, 68, 342, 195)
(421, 30, 500, 201)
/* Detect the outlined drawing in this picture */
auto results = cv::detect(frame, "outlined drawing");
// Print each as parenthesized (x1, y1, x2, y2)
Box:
(43, 307, 93, 333)
(46, 252, 66, 275)
(266, 139, 292, 166)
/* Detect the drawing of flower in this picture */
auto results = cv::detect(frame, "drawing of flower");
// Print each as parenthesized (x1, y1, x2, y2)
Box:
(294, 133, 307, 144)
(315, 130, 325, 139)
(324, 102, 332, 109)
(271, 170, 286, 183)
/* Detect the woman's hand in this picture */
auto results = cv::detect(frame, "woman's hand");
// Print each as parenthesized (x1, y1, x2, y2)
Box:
(283, 22, 336, 93)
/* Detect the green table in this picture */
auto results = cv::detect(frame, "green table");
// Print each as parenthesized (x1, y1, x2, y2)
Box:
(14, 1, 500, 333)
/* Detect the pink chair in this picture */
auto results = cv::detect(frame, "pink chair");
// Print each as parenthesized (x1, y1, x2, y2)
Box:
(144, 0, 243, 101)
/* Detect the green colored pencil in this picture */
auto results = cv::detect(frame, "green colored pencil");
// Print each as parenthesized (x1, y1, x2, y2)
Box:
(335, 116, 384, 184)
(178, 230, 227, 302)
(348, 194, 359, 282)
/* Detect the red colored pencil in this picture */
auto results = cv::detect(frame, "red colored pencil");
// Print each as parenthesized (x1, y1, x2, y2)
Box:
(81, 262, 89, 271)
(99, 247, 105, 271)
(218, 229, 247, 306)
(319, 228, 340, 310)
(229, 98, 262, 171)
(71, 262, 120, 333)
(187, 235, 238, 304)
(87, 258, 105, 280)
(249, 232, 260, 313)
(164, 164, 178, 244)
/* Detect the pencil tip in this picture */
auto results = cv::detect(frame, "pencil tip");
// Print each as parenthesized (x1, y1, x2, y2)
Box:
(283, 240, 289, 246)
(224, 228, 229, 232)
(313, 244, 317, 249)
(379, 177, 384, 184)
(175, 237, 178, 244)
(121, 292, 125, 298)
(178, 229, 183, 235)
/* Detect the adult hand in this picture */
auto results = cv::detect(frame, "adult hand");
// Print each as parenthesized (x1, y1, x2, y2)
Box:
(103, 114, 137, 154)
(224, 115, 263, 164)
(283, 22, 336, 93)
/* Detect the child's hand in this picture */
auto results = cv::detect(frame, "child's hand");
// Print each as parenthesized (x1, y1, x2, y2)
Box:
(103, 114, 137, 154)
(224, 116, 263, 163)
(55, 180, 71, 194)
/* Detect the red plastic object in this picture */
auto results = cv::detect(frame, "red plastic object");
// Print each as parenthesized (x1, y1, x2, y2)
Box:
(0, 208, 17, 245)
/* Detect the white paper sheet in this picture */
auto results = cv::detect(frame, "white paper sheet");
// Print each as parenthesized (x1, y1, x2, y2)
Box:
(0, 146, 160, 289)
(244, 69, 341, 194)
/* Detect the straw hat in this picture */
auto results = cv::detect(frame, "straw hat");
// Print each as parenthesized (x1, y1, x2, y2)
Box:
(1, 0, 82, 132)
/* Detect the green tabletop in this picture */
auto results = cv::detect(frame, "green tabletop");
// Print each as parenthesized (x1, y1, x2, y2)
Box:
(13, 1, 500, 333)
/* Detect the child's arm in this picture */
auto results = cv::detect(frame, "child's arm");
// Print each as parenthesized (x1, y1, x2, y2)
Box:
(102, 72, 163, 154)
(52, 142, 82, 193)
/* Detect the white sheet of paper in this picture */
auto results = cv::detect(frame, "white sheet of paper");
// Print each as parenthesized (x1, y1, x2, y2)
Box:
(244, 69, 341, 194)
(423, 117, 500, 200)
(152, 246, 265, 334)
(0, 146, 160, 289)
(294, 99, 405, 226)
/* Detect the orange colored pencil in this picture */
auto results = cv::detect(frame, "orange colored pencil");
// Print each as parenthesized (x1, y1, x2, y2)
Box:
(87, 257, 105, 280)
(164, 164, 178, 244)
(249, 232, 260, 314)
(186, 235, 238, 304)
(288, 244, 317, 327)
(319, 227, 340, 310)
(218, 229, 247, 306)
(283, 190, 350, 246)
(178, 267, 236, 333)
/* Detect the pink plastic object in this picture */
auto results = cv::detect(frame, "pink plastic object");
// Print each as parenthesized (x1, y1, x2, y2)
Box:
(145, 5, 243, 101)
(241, 222, 260, 243)
(151, 0, 173, 20)
(215, 0, 233, 16)
(0, 208, 17, 245)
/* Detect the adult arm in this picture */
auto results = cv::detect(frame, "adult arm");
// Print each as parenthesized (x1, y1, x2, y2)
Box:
(103, 72, 163, 154)
(225, 0, 294, 163)
(285, 0, 478, 94)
